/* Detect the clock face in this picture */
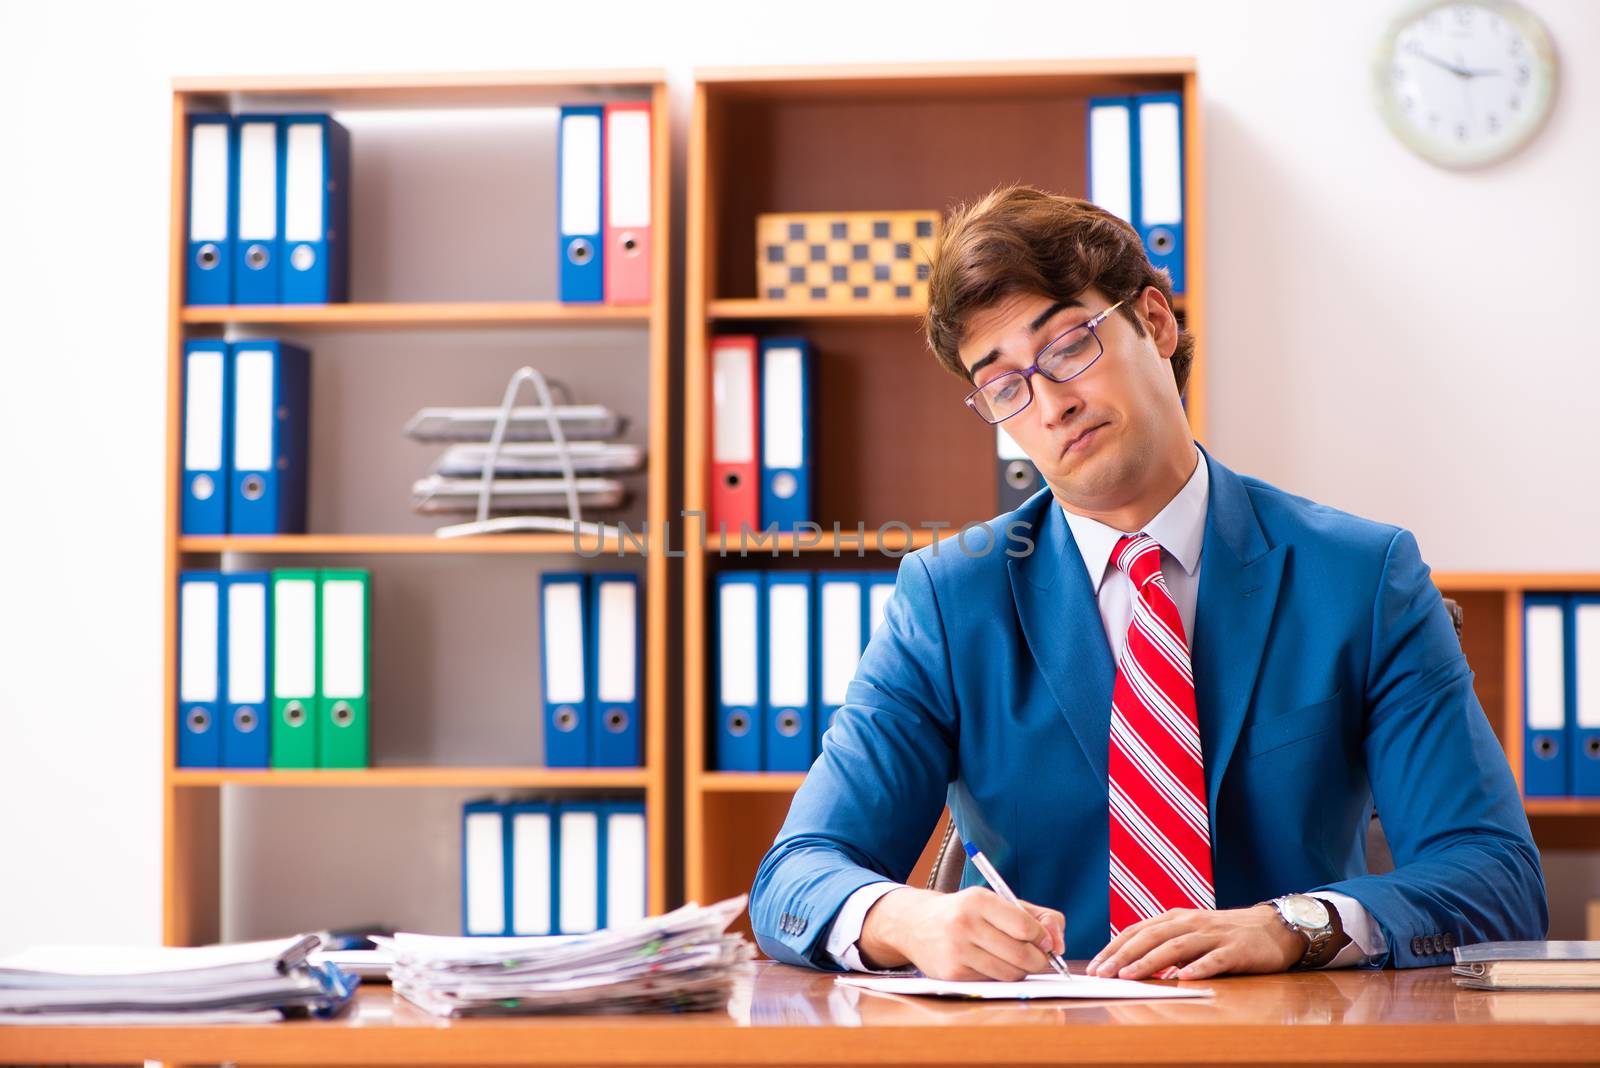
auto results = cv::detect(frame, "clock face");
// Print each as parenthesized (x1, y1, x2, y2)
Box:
(1375, 0, 1557, 168)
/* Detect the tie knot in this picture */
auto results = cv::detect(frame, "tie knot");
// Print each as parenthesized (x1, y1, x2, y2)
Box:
(1112, 533, 1164, 588)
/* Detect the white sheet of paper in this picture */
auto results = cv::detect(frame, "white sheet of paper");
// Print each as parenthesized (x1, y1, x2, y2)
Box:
(836, 973, 1214, 1000)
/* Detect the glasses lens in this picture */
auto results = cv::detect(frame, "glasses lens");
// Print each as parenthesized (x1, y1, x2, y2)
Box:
(1038, 327, 1102, 382)
(972, 373, 1030, 423)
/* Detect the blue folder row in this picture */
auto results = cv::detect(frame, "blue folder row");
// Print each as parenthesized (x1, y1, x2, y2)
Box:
(1087, 92, 1186, 293)
(186, 113, 350, 306)
(712, 570, 899, 773)
(540, 573, 642, 769)
(181, 339, 310, 537)
(462, 798, 648, 936)
(1522, 593, 1600, 797)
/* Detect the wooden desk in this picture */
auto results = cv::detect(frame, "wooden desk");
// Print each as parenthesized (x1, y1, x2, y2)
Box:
(3, 960, 1597, 1067)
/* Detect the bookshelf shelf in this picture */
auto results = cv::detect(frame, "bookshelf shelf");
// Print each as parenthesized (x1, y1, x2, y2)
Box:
(180, 534, 644, 556)
(708, 294, 1186, 322)
(180, 300, 649, 330)
(163, 71, 673, 947)
(169, 767, 651, 789)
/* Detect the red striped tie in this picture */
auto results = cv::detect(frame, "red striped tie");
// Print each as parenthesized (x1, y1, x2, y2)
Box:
(1107, 533, 1215, 937)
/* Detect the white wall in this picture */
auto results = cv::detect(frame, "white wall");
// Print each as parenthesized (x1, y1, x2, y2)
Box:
(1, 0, 1595, 952)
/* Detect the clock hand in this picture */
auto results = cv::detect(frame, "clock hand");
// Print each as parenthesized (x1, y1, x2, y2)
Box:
(1412, 49, 1472, 78)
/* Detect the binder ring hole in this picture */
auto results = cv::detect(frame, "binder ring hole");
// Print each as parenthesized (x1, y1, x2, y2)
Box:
(283, 701, 306, 727)
(291, 244, 316, 272)
(727, 712, 751, 737)
(331, 702, 354, 727)
(1004, 460, 1035, 491)
(723, 472, 741, 490)
(555, 708, 579, 732)
(235, 708, 258, 732)
(246, 244, 270, 269)
(241, 474, 266, 501)
(191, 473, 215, 501)
(1588, 738, 1600, 758)
(777, 712, 802, 737)
(621, 232, 640, 255)
(1147, 227, 1176, 255)
(1535, 737, 1558, 758)
(567, 238, 594, 266)
(197, 243, 220, 269)
(605, 710, 629, 733)
(187, 708, 210, 732)
(772, 472, 798, 500)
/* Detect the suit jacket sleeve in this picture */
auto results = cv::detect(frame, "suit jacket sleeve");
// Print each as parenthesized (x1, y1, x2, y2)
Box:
(749, 552, 958, 968)
(1310, 528, 1548, 966)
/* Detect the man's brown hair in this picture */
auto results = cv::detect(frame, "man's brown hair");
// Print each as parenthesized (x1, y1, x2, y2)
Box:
(923, 184, 1193, 397)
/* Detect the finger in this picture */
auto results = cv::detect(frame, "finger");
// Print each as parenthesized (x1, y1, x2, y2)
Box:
(967, 912, 1052, 978)
(1175, 947, 1235, 980)
(1089, 912, 1164, 972)
(974, 893, 1052, 950)
(1117, 932, 1216, 980)
(957, 936, 1040, 982)
(1091, 917, 1192, 977)
(1019, 900, 1067, 954)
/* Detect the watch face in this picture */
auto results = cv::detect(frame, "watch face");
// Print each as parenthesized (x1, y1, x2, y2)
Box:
(1282, 895, 1330, 929)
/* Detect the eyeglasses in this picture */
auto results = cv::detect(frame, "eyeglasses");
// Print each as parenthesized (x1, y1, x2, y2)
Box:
(963, 299, 1126, 425)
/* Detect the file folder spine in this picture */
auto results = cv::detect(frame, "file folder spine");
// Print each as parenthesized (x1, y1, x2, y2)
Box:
(815, 573, 865, 759)
(462, 800, 511, 936)
(542, 572, 592, 767)
(181, 340, 232, 536)
(558, 105, 605, 303)
(178, 571, 225, 768)
(759, 337, 812, 531)
(1522, 592, 1569, 797)
(221, 571, 273, 769)
(590, 573, 642, 768)
(557, 803, 600, 934)
(186, 115, 234, 306)
(600, 800, 648, 929)
(1134, 92, 1186, 295)
(281, 114, 351, 305)
(1572, 594, 1600, 797)
(233, 115, 282, 305)
(317, 569, 371, 769)
(228, 340, 311, 536)
(713, 572, 764, 772)
(270, 568, 321, 769)
(710, 336, 761, 537)
(603, 101, 652, 306)
(507, 800, 557, 936)
(764, 572, 815, 772)
(1087, 97, 1134, 228)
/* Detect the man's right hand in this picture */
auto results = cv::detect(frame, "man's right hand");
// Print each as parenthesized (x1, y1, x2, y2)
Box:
(857, 885, 1066, 980)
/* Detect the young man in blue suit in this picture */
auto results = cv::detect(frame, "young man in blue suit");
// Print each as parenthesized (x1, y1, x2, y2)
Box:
(749, 185, 1546, 981)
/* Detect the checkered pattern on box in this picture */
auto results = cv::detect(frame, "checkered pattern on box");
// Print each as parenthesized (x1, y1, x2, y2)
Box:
(756, 212, 939, 303)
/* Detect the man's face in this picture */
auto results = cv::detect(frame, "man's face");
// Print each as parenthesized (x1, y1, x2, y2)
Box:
(957, 285, 1183, 514)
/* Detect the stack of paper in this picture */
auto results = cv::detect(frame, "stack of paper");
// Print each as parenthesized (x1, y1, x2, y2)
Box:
(377, 896, 753, 1017)
(0, 935, 358, 1025)
(404, 404, 641, 519)
(1453, 940, 1600, 990)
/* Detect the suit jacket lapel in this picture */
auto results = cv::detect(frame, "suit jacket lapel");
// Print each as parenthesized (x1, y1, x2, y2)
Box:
(1008, 494, 1117, 787)
(1191, 444, 1286, 818)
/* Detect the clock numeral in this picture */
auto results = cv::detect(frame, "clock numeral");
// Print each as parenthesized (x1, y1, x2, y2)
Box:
(1509, 95, 1521, 110)
(1453, 4, 1472, 25)
(1509, 35, 1523, 54)
(1516, 64, 1530, 85)
(1456, 123, 1468, 141)
(1486, 113, 1500, 133)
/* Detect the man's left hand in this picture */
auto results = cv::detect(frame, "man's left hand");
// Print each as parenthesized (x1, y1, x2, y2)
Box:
(1087, 905, 1305, 980)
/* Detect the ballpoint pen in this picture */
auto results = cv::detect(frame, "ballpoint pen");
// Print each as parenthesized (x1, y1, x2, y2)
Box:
(963, 841, 1073, 978)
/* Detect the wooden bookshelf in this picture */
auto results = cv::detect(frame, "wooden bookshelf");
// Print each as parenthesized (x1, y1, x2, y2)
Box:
(682, 58, 1209, 915)
(163, 72, 673, 946)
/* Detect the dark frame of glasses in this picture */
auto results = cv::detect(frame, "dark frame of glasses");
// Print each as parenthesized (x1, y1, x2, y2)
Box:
(963, 298, 1127, 424)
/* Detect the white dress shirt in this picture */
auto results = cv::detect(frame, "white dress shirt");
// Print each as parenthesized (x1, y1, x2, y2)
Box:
(825, 445, 1386, 972)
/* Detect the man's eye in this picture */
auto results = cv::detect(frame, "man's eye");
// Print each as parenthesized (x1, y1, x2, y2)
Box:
(993, 379, 1021, 403)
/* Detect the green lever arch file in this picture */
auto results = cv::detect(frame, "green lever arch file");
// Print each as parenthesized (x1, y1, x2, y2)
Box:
(317, 569, 370, 768)
(270, 569, 320, 769)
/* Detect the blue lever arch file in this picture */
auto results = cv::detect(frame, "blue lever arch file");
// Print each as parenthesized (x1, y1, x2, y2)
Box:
(228, 340, 311, 535)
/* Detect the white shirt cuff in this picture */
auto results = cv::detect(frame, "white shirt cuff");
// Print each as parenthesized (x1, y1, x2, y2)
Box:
(1316, 891, 1388, 968)
(825, 881, 913, 972)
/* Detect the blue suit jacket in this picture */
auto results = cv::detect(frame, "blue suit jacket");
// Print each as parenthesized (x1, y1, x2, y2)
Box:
(750, 444, 1546, 969)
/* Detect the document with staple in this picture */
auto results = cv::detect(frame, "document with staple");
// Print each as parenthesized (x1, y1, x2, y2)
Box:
(835, 974, 1214, 1000)
(403, 405, 625, 443)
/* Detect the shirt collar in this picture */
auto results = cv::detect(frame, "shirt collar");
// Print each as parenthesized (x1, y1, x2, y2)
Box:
(1059, 444, 1209, 594)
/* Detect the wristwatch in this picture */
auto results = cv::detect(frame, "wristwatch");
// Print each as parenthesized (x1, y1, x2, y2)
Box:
(1261, 894, 1347, 970)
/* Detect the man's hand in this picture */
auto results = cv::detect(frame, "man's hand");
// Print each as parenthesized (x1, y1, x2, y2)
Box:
(859, 886, 1066, 980)
(1088, 905, 1305, 980)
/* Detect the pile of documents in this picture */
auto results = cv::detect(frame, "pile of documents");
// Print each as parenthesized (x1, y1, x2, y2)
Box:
(0, 935, 357, 1024)
(405, 402, 642, 518)
(1453, 940, 1600, 990)
(378, 896, 753, 1017)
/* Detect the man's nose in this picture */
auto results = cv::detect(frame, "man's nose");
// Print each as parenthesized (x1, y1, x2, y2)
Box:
(1032, 371, 1082, 426)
